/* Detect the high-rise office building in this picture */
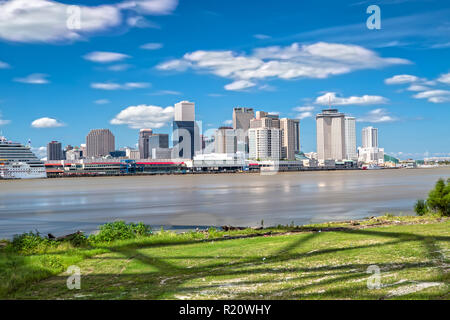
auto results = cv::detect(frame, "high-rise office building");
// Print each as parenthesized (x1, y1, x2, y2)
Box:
(280, 118, 300, 160)
(248, 128, 281, 160)
(344, 117, 357, 160)
(174, 101, 195, 122)
(233, 107, 254, 132)
(173, 101, 199, 159)
(254, 111, 280, 128)
(149, 134, 169, 159)
(149, 134, 169, 151)
(233, 107, 254, 153)
(47, 141, 64, 160)
(316, 109, 346, 161)
(86, 129, 115, 158)
(215, 127, 237, 154)
(138, 129, 153, 159)
(362, 126, 378, 148)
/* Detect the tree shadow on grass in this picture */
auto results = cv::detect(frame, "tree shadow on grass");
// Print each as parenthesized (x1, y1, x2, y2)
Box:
(5, 226, 450, 300)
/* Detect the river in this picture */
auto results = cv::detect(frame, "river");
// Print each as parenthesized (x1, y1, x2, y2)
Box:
(0, 168, 448, 238)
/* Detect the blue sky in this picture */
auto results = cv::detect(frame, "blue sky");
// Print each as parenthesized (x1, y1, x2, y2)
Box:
(0, 0, 449, 159)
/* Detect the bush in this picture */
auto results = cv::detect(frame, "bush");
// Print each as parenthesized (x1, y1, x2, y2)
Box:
(426, 178, 450, 216)
(414, 200, 427, 216)
(67, 232, 88, 247)
(90, 221, 152, 243)
(10, 232, 56, 254)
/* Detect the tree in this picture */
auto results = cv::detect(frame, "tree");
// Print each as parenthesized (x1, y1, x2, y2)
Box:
(426, 178, 450, 216)
(414, 199, 427, 216)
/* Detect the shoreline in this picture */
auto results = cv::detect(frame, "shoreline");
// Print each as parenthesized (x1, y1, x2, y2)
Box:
(3, 165, 447, 182)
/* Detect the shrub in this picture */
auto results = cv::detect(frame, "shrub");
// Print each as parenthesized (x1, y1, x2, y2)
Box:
(10, 232, 56, 254)
(414, 199, 427, 216)
(90, 221, 152, 243)
(67, 232, 88, 247)
(426, 178, 450, 216)
(40, 255, 64, 271)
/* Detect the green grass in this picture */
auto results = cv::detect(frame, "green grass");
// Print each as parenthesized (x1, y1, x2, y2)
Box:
(1, 216, 449, 300)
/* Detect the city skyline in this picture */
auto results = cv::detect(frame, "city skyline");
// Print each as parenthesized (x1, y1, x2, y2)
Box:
(0, 0, 449, 160)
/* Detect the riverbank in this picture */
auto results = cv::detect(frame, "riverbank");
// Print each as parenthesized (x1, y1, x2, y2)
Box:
(1, 215, 449, 300)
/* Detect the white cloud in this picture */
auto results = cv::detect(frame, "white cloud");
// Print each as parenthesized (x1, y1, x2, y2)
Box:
(140, 42, 163, 50)
(296, 112, 313, 120)
(413, 90, 450, 103)
(0, 0, 179, 43)
(223, 120, 233, 125)
(31, 146, 47, 159)
(357, 109, 397, 123)
(0, 112, 10, 125)
(384, 74, 419, 85)
(224, 80, 256, 91)
(437, 72, 450, 85)
(91, 82, 150, 90)
(157, 42, 409, 91)
(31, 117, 65, 128)
(149, 90, 181, 96)
(124, 82, 150, 89)
(0, 61, 10, 69)
(107, 64, 133, 71)
(94, 99, 110, 104)
(126, 16, 158, 28)
(293, 106, 315, 112)
(119, 0, 178, 15)
(83, 51, 130, 63)
(254, 34, 271, 40)
(111, 104, 174, 129)
(315, 92, 388, 106)
(407, 84, 430, 92)
(14, 73, 50, 84)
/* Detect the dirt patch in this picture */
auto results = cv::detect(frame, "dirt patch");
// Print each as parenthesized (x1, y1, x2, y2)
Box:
(387, 282, 445, 297)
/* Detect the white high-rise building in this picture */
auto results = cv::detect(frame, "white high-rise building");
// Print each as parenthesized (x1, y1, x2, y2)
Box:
(362, 126, 378, 148)
(316, 109, 346, 161)
(248, 128, 281, 160)
(174, 101, 195, 121)
(344, 117, 357, 160)
(358, 126, 384, 164)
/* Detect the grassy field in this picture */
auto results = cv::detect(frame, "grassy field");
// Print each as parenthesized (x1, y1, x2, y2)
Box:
(1, 216, 449, 300)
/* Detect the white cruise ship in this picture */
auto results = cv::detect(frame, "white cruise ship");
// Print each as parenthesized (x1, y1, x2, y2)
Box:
(0, 136, 47, 179)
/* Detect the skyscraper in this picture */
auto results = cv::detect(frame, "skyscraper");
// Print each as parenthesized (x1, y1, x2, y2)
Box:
(233, 107, 254, 132)
(233, 107, 254, 153)
(173, 101, 199, 159)
(215, 127, 237, 154)
(316, 109, 346, 161)
(362, 126, 378, 148)
(344, 117, 357, 160)
(174, 101, 195, 121)
(139, 129, 153, 159)
(47, 141, 63, 160)
(149, 134, 169, 150)
(86, 129, 115, 158)
(359, 126, 384, 164)
(248, 128, 281, 160)
(280, 118, 300, 160)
